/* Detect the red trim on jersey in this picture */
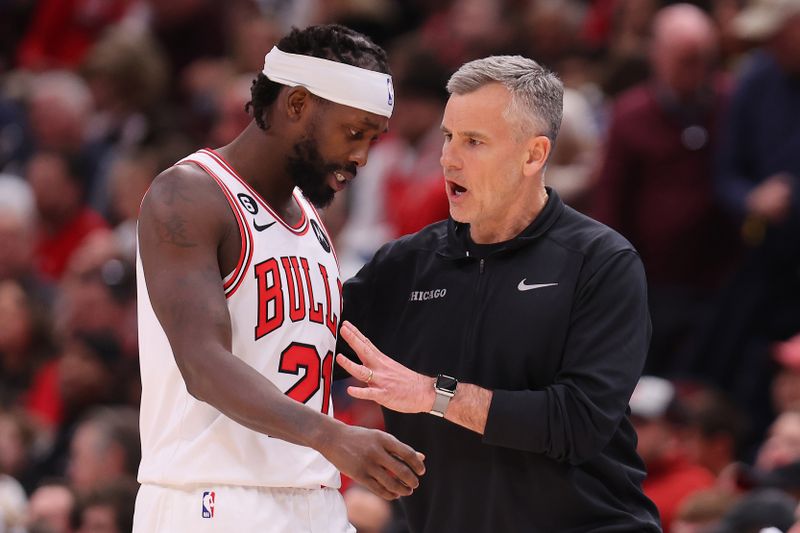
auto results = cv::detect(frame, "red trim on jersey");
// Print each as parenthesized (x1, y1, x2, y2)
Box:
(184, 158, 254, 298)
(201, 149, 310, 236)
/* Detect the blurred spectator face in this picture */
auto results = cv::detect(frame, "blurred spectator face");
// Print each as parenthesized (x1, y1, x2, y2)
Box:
(0, 177, 35, 280)
(84, 30, 168, 114)
(650, 5, 717, 98)
(524, 0, 584, 67)
(77, 504, 119, 533)
(68, 422, 119, 495)
(671, 488, 740, 533)
(756, 411, 800, 471)
(617, 0, 659, 35)
(633, 416, 676, 465)
(57, 234, 133, 341)
(27, 484, 75, 533)
(773, 367, 800, 413)
(108, 156, 156, 223)
(391, 94, 444, 144)
(231, 17, 280, 73)
(0, 411, 28, 478)
(72, 480, 137, 533)
(28, 72, 91, 151)
(58, 338, 113, 411)
(385, 45, 448, 145)
(451, 0, 502, 42)
(682, 427, 731, 476)
(676, 384, 747, 476)
(27, 153, 82, 225)
(0, 281, 33, 358)
(59, 278, 121, 336)
(630, 376, 682, 465)
(208, 77, 253, 147)
(0, 212, 35, 280)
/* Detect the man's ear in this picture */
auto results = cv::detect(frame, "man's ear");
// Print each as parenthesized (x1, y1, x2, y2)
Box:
(522, 135, 551, 178)
(285, 87, 314, 123)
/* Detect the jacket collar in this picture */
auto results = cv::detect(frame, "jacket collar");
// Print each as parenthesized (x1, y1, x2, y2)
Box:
(437, 187, 565, 259)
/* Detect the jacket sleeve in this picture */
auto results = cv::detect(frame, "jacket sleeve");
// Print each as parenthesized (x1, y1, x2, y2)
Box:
(482, 250, 650, 465)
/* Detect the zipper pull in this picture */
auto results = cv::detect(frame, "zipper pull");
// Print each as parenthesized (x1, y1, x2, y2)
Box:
(479, 258, 485, 274)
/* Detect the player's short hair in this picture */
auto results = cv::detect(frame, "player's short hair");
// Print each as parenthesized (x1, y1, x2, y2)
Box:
(447, 55, 564, 144)
(246, 24, 390, 130)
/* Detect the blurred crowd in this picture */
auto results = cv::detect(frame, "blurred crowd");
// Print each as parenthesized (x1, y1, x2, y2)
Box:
(0, 0, 799, 531)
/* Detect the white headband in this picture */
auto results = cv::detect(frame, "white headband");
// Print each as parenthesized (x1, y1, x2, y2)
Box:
(262, 46, 394, 118)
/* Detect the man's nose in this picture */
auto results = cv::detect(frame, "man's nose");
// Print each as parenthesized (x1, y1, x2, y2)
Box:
(440, 142, 460, 171)
(349, 145, 369, 167)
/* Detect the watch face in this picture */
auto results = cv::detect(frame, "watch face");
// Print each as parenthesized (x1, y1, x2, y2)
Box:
(436, 374, 458, 393)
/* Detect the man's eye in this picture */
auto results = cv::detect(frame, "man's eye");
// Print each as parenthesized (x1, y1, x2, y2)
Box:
(443, 133, 452, 142)
(467, 138, 482, 146)
(349, 128, 364, 140)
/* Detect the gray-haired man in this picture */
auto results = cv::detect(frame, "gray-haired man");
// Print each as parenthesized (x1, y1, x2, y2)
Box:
(337, 55, 661, 532)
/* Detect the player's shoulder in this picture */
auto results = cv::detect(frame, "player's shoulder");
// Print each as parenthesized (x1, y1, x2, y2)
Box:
(148, 160, 220, 199)
(141, 160, 230, 222)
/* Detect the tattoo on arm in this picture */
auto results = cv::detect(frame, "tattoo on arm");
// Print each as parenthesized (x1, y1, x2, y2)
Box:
(156, 212, 197, 248)
(162, 176, 192, 206)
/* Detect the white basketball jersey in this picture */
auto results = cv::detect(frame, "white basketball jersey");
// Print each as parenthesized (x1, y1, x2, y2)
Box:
(136, 148, 341, 489)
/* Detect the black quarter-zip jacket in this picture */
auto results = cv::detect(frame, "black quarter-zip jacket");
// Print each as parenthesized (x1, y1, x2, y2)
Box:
(339, 189, 661, 533)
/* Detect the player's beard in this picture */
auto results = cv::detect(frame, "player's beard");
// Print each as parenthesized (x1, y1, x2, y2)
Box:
(286, 136, 355, 209)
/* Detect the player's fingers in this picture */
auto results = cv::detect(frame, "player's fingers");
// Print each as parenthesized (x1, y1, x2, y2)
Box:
(346, 386, 384, 404)
(382, 453, 420, 490)
(370, 464, 414, 498)
(363, 475, 398, 501)
(346, 385, 384, 400)
(335, 353, 366, 380)
(385, 439, 426, 476)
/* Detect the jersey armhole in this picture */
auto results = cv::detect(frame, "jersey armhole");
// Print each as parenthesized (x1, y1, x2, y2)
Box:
(180, 159, 253, 299)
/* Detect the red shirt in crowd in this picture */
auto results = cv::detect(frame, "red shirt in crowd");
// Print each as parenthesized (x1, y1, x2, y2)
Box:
(643, 455, 716, 532)
(35, 208, 108, 281)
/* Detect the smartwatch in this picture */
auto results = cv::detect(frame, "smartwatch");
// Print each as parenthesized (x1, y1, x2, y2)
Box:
(429, 374, 458, 417)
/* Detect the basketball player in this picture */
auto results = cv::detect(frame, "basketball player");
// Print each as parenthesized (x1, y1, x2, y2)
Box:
(133, 25, 424, 532)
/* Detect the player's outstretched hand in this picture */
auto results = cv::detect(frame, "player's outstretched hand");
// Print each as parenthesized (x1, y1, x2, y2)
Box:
(318, 423, 425, 500)
(337, 321, 435, 414)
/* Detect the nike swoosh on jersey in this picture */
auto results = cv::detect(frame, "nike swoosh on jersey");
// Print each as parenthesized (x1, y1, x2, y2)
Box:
(253, 219, 276, 232)
(517, 280, 559, 291)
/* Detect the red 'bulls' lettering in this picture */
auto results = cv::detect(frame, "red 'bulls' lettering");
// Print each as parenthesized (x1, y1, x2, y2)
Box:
(281, 256, 306, 322)
(255, 256, 340, 340)
(301, 257, 324, 324)
(254, 259, 283, 339)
